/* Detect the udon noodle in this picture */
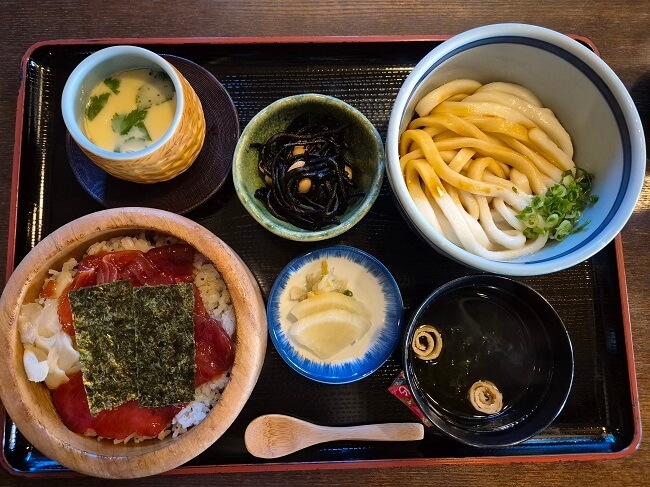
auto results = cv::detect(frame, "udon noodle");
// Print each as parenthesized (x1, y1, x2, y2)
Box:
(399, 79, 577, 260)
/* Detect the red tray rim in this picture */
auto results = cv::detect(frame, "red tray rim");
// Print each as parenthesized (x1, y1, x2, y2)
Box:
(2, 35, 639, 478)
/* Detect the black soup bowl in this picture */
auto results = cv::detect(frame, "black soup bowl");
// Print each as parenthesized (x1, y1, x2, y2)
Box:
(403, 275, 573, 447)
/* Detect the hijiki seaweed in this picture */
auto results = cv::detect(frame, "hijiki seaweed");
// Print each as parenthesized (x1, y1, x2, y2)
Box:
(254, 115, 364, 230)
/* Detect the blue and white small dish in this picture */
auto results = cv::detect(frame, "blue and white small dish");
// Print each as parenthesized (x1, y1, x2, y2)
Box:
(267, 245, 403, 384)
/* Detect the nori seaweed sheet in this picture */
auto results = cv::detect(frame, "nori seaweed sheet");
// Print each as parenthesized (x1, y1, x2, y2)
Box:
(69, 281, 137, 414)
(134, 284, 196, 408)
(69, 282, 196, 414)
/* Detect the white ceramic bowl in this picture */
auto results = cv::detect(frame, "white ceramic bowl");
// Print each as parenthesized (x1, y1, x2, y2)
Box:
(386, 23, 645, 276)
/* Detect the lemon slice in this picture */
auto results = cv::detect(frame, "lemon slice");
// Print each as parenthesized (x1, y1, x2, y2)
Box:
(288, 309, 372, 359)
(289, 292, 371, 320)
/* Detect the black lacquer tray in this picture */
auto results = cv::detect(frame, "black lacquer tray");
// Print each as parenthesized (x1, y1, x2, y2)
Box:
(2, 37, 640, 476)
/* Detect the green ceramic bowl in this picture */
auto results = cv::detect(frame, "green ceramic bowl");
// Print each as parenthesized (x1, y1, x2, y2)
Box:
(232, 94, 385, 241)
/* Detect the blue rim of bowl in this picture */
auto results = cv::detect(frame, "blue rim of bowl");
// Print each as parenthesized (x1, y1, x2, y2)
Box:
(406, 36, 631, 265)
(232, 93, 386, 242)
(386, 24, 645, 275)
(267, 245, 403, 384)
(402, 275, 574, 447)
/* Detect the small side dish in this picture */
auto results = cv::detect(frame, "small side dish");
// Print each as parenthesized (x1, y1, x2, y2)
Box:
(287, 260, 372, 359)
(267, 245, 402, 384)
(232, 93, 385, 242)
(254, 115, 364, 230)
(67, 55, 240, 215)
(403, 275, 573, 447)
(19, 234, 235, 443)
(62, 46, 206, 184)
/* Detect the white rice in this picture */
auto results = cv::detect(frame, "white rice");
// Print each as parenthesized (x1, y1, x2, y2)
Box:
(31, 233, 235, 443)
(168, 374, 231, 438)
(193, 253, 236, 337)
(165, 252, 235, 439)
(86, 233, 155, 255)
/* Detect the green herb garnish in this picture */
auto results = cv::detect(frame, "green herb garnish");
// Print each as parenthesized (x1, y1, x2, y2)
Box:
(517, 168, 599, 241)
(111, 112, 124, 133)
(112, 114, 150, 139)
(136, 121, 151, 140)
(119, 108, 148, 135)
(343, 290, 353, 297)
(85, 93, 110, 120)
(103, 77, 121, 94)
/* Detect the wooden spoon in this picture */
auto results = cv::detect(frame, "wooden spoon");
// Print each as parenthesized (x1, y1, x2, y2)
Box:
(244, 414, 424, 459)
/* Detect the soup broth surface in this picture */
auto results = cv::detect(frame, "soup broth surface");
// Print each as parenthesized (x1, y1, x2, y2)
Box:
(83, 68, 176, 153)
(410, 285, 552, 428)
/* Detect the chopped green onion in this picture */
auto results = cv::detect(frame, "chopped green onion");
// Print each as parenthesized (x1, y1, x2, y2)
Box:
(516, 168, 598, 241)
(545, 213, 560, 228)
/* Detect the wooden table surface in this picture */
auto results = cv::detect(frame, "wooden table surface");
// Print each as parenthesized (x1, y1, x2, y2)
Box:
(0, 1, 647, 485)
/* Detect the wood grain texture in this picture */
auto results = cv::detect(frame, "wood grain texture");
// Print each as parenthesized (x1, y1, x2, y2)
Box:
(0, 0, 648, 485)
(0, 208, 267, 478)
(244, 415, 424, 458)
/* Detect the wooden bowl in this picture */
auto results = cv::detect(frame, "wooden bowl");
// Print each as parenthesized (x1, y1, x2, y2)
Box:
(0, 208, 267, 478)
